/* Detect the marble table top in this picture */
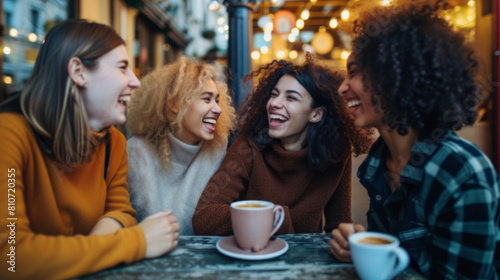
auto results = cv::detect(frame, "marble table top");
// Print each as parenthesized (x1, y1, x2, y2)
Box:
(79, 233, 425, 279)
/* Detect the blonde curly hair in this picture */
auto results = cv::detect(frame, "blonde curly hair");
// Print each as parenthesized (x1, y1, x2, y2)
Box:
(127, 56, 236, 168)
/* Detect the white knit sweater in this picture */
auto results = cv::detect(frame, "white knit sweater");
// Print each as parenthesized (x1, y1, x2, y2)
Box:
(127, 134, 226, 235)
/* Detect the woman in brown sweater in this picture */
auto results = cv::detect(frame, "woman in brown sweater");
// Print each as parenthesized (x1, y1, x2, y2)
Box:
(192, 55, 371, 235)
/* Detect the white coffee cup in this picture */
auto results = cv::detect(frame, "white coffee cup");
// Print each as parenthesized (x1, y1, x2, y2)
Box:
(349, 232, 409, 280)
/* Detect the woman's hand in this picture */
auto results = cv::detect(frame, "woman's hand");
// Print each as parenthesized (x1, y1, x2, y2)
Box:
(330, 223, 366, 262)
(139, 210, 181, 258)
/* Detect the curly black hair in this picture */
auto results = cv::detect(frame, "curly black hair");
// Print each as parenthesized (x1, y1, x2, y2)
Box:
(351, 0, 479, 135)
(239, 54, 372, 171)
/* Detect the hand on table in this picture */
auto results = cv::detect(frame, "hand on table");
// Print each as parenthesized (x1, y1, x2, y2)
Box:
(139, 210, 181, 258)
(330, 223, 366, 262)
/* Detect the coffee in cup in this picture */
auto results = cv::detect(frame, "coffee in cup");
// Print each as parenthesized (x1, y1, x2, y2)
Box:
(230, 200, 284, 252)
(357, 237, 392, 245)
(348, 232, 409, 280)
(235, 202, 266, 208)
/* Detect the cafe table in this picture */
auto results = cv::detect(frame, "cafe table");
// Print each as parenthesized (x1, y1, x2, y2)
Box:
(79, 233, 424, 279)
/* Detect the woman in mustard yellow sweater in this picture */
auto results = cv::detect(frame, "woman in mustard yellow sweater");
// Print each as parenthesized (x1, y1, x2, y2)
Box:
(0, 20, 180, 280)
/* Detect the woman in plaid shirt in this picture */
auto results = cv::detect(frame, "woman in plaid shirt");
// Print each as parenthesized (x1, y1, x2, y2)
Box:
(329, 1, 500, 279)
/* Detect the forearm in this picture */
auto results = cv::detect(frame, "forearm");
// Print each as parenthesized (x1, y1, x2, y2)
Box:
(89, 217, 123, 235)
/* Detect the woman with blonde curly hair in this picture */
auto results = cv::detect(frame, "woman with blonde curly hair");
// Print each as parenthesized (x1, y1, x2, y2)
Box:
(126, 56, 236, 235)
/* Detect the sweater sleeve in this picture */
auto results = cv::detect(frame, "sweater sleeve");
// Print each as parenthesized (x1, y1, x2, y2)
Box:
(0, 117, 146, 280)
(192, 135, 254, 235)
(323, 155, 353, 232)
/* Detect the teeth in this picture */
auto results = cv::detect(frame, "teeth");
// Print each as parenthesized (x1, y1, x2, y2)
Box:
(347, 100, 361, 108)
(203, 119, 217, 124)
(118, 96, 131, 106)
(270, 114, 288, 121)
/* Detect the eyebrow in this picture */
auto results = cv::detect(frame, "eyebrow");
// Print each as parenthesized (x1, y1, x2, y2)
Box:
(201, 91, 220, 98)
(273, 88, 303, 98)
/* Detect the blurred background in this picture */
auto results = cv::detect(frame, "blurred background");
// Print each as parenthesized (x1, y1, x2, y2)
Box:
(0, 0, 498, 227)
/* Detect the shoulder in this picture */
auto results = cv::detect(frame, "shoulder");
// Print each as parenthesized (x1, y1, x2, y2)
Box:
(0, 112, 35, 143)
(424, 131, 498, 189)
(126, 136, 157, 167)
(0, 112, 31, 131)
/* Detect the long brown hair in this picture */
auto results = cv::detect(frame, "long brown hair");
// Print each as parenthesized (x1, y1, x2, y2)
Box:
(20, 19, 125, 166)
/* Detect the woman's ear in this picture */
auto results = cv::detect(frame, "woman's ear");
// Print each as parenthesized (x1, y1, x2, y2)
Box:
(309, 107, 325, 123)
(67, 57, 87, 87)
(166, 100, 179, 113)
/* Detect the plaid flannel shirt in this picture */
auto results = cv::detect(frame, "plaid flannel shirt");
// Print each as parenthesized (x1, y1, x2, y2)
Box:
(358, 129, 500, 279)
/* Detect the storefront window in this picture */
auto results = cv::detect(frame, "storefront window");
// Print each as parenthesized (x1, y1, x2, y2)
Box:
(2, 0, 67, 97)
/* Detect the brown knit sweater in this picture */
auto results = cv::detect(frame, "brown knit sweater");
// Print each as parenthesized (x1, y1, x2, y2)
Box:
(192, 134, 352, 235)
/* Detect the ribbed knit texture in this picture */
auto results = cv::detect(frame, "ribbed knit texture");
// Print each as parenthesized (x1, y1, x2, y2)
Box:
(192, 134, 352, 235)
(127, 134, 226, 235)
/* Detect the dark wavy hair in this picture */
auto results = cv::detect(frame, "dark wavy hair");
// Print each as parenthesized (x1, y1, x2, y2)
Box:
(240, 54, 372, 171)
(351, 0, 479, 135)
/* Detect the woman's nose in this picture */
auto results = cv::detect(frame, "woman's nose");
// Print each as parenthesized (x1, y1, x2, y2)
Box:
(127, 68, 141, 89)
(269, 96, 283, 108)
(338, 79, 348, 97)
(212, 101, 222, 115)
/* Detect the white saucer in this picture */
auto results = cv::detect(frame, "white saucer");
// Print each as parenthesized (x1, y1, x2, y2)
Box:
(216, 236, 288, 260)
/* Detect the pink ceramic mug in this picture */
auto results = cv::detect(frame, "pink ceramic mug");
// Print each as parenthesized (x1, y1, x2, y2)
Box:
(230, 200, 285, 252)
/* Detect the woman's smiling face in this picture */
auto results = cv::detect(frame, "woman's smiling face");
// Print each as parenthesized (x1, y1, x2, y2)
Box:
(338, 54, 383, 129)
(266, 74, 323, 150)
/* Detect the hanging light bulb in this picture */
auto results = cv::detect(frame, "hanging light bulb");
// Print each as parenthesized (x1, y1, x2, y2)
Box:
(207, 0, 221, 12)
(9, 28, 18, 37)
(329, 18, 338, 28)
(251, 50, 261, 60)
(28, 33, 38, 42)
(217, 16, 226, 26)
(301, 8, 310, 20)
(296, 19, 305, 29)
(341, 9, 350, 21)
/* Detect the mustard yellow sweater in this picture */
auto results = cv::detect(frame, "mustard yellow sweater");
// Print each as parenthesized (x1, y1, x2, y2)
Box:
(0, 113, 146, 280)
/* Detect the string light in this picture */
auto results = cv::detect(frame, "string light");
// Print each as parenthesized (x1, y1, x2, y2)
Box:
(207, 0, 221, 12)
(341, 9, 349, 21)
(288, 34, 296, 43)
(291, 27, 300, 36)
(9, 28, 18, 37)
(277, 50, 286, 59)
(329, 18, 338, 28)
(28, 33, 38, 42)
(251, 50, 260, 60)
(296, 19, 305, 29)
(301, 8, 310, 20)
(260, 46, 269, 54)
(4, 76, 12, 84)
(3, 47, 11, 55)
(289, 50, 298, 59)
(341, 50, 350, 60)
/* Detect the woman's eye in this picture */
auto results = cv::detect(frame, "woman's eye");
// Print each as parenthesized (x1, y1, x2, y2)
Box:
(215, 99, 220, 104)
(270, 92, 278, 97)
(287, 96, 297, 101)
